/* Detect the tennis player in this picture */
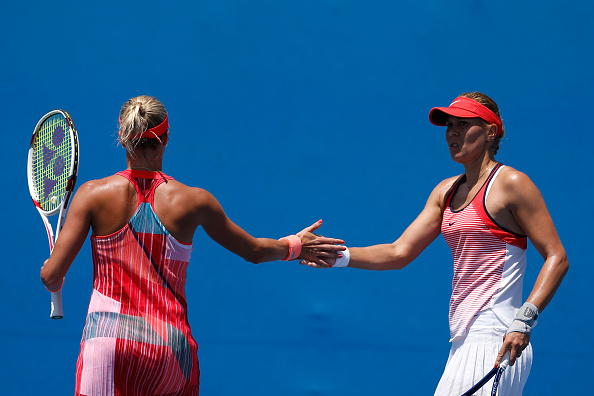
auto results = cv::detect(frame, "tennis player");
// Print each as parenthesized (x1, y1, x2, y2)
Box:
(302, 92, 568, 395)
(40, 95, 345, 396)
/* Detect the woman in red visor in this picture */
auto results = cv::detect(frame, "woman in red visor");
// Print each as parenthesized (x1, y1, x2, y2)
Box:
(303, 92, 568, 395)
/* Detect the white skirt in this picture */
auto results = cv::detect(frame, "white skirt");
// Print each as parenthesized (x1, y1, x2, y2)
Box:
(434, 311, 532, 396)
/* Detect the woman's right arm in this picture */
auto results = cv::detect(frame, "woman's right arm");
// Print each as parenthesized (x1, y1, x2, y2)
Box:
(40, 181, 95, 290)
(194, 189, 344, 265)
(306, 179, 453, 271)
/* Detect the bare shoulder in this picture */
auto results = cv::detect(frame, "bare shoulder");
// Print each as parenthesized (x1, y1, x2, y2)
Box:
(497, 166, 540, 193)
(79, 174, 127, 190)
(496, 166, 544, 208)
(66, 175, 132, 226)
(158, 180, 220, 211)
(435, 175, 462, 193)
(429, 174, 462, 206)
(154, 181, 222, 235)
(161, 180, 213, 200)
(498, 165, 530, 183)
(74, 175, 129, 200)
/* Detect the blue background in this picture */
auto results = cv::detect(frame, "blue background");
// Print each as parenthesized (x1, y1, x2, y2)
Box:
(2, 1, 592, 394)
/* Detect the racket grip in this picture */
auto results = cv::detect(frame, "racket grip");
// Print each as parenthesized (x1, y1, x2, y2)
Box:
(50, 290, 64, 319)
(499, 352, 510, 370)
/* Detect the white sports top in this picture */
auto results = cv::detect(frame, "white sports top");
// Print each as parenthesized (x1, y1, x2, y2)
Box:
(441, 164, 528, 341)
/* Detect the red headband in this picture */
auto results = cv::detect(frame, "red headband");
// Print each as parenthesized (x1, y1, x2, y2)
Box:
(429, 97, 502, 136)
(119, 115, 169, 143)
(138, 115, 169, 141)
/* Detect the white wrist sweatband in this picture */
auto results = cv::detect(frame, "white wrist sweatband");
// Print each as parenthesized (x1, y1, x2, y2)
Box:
(333, 247, 350, 268)
(506, 302, 540, 336)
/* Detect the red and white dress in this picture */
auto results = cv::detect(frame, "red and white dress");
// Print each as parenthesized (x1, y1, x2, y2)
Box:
(75, 170, 199, 396)
(434, 164, 532, 396)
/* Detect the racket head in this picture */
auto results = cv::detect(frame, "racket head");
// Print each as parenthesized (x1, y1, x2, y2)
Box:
(27, 110, 79, 216)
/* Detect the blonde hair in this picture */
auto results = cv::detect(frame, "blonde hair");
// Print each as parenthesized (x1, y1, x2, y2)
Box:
(118, 95, 167, 155)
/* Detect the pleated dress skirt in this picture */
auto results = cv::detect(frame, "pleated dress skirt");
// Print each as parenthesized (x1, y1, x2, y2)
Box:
(434, 313, 532, 396)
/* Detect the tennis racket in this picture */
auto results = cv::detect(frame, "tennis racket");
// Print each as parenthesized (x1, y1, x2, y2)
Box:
(461, 353, 510, 396)
(27, 109, 79, 319)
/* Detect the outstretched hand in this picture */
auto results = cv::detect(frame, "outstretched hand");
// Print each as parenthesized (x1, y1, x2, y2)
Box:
(296, 220, 345, 268)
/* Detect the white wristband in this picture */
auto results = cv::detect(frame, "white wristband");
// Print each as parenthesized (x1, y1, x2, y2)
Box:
(333, 247, 350, 268)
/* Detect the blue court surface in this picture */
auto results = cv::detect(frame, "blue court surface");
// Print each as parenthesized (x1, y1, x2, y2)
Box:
(1, 1, 591, 394)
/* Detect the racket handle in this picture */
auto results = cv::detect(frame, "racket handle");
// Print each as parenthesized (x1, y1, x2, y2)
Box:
(498, 352, 510, 370)
(50, 290, 64, 319)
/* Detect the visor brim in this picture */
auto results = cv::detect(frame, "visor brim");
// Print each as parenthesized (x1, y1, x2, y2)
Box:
(429, 107, 483, 126)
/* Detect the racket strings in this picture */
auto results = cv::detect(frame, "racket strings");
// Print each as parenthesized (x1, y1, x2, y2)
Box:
(32, 114, 72, 212)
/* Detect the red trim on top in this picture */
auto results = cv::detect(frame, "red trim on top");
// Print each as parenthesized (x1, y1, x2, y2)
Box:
(444, 164, 527, 249)
(117, 169, 174, 206)
(124, 169, 172, 180)
(476, 164, 527, 249)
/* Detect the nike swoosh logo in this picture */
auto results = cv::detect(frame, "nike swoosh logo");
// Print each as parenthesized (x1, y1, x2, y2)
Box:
(449, 222, 456, 226)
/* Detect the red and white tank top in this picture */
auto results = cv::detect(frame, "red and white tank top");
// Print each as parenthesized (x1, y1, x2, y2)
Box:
(76, 170, 199, 395)
(441, 164, 527, 341)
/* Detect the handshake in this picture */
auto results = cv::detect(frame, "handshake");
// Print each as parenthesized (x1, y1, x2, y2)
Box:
(289, 220, 350, 269)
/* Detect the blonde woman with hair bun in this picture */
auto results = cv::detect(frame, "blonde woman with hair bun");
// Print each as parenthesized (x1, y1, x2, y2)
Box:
(40, 95, 345, 395)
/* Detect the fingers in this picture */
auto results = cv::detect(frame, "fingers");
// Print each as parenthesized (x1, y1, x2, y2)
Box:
(299, 259, 332, 268)
(311, 237, 346, 246)
(312, 257, 334, 267)
(299, 247, 343, 267)
(495, 345, 507, 367)
(497, 332, 529, 367)
(509, 352, 518, 367)
(509, 344, 525, 367)
(303, 252, 336, 260)
(299, 219, 323, 235)
(495, 346, 514, 367)
(313, 252, 342, 260)
(295, 220, 345, 246)
(303, 244, 346, 254)
(293, 220, 345, 267)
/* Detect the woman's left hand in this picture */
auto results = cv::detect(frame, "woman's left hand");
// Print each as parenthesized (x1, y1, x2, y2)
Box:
(496, 332, 530, 367)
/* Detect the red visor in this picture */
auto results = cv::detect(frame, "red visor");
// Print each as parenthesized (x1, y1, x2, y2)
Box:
(119, 115, 169, 142)
(429, 97, 502, 136)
